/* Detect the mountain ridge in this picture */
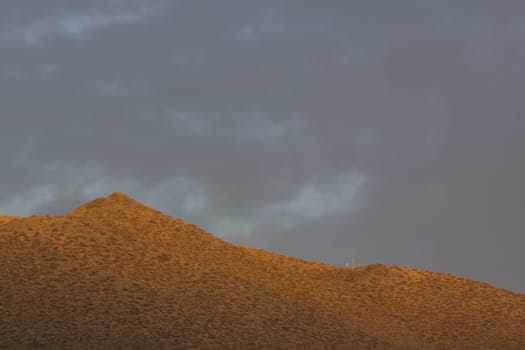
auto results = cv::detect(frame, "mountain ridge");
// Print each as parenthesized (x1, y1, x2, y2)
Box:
(0, 215, 18, 224)
(0, 193, 524, 349)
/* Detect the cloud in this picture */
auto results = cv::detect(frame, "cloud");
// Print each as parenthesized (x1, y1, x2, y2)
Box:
(265, 171, 366, 228)
(1, 3, 163, 46)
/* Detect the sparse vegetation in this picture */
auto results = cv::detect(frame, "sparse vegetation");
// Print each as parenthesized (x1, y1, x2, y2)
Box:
(0, 193, 524, 349)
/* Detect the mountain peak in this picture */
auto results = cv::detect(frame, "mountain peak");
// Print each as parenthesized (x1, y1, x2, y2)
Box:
(67, 192, 158, 218)
(107, 191, 140, 204)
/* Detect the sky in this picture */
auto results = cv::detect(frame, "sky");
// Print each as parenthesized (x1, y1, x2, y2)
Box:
(1, 1, 524, 293)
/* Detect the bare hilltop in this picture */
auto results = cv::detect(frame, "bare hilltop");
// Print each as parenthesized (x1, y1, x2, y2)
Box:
(1, 193, 524, 349)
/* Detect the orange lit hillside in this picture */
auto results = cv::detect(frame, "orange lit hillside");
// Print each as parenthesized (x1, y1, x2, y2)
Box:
(0, 215, 17, 224)
(0, 193, 524, 349)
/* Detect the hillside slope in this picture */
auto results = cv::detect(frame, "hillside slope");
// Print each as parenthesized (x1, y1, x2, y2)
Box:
(0, 215, 18, 224)
(0, 193, 524, 349)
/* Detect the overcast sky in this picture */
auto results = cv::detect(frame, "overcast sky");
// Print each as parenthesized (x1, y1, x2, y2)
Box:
(1, 1, 524, 293)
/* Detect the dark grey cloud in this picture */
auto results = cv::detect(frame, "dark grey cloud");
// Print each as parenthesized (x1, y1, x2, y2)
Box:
(1, 1, 524, 293)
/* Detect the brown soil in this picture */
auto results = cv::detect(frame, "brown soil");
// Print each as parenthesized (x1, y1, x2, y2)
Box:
(0, 193, 524, 349)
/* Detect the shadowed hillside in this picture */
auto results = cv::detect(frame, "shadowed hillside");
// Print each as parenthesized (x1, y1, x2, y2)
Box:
(0, 193, 524, 349)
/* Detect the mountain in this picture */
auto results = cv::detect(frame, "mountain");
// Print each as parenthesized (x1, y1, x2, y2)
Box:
(1, 192, 524, 349)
